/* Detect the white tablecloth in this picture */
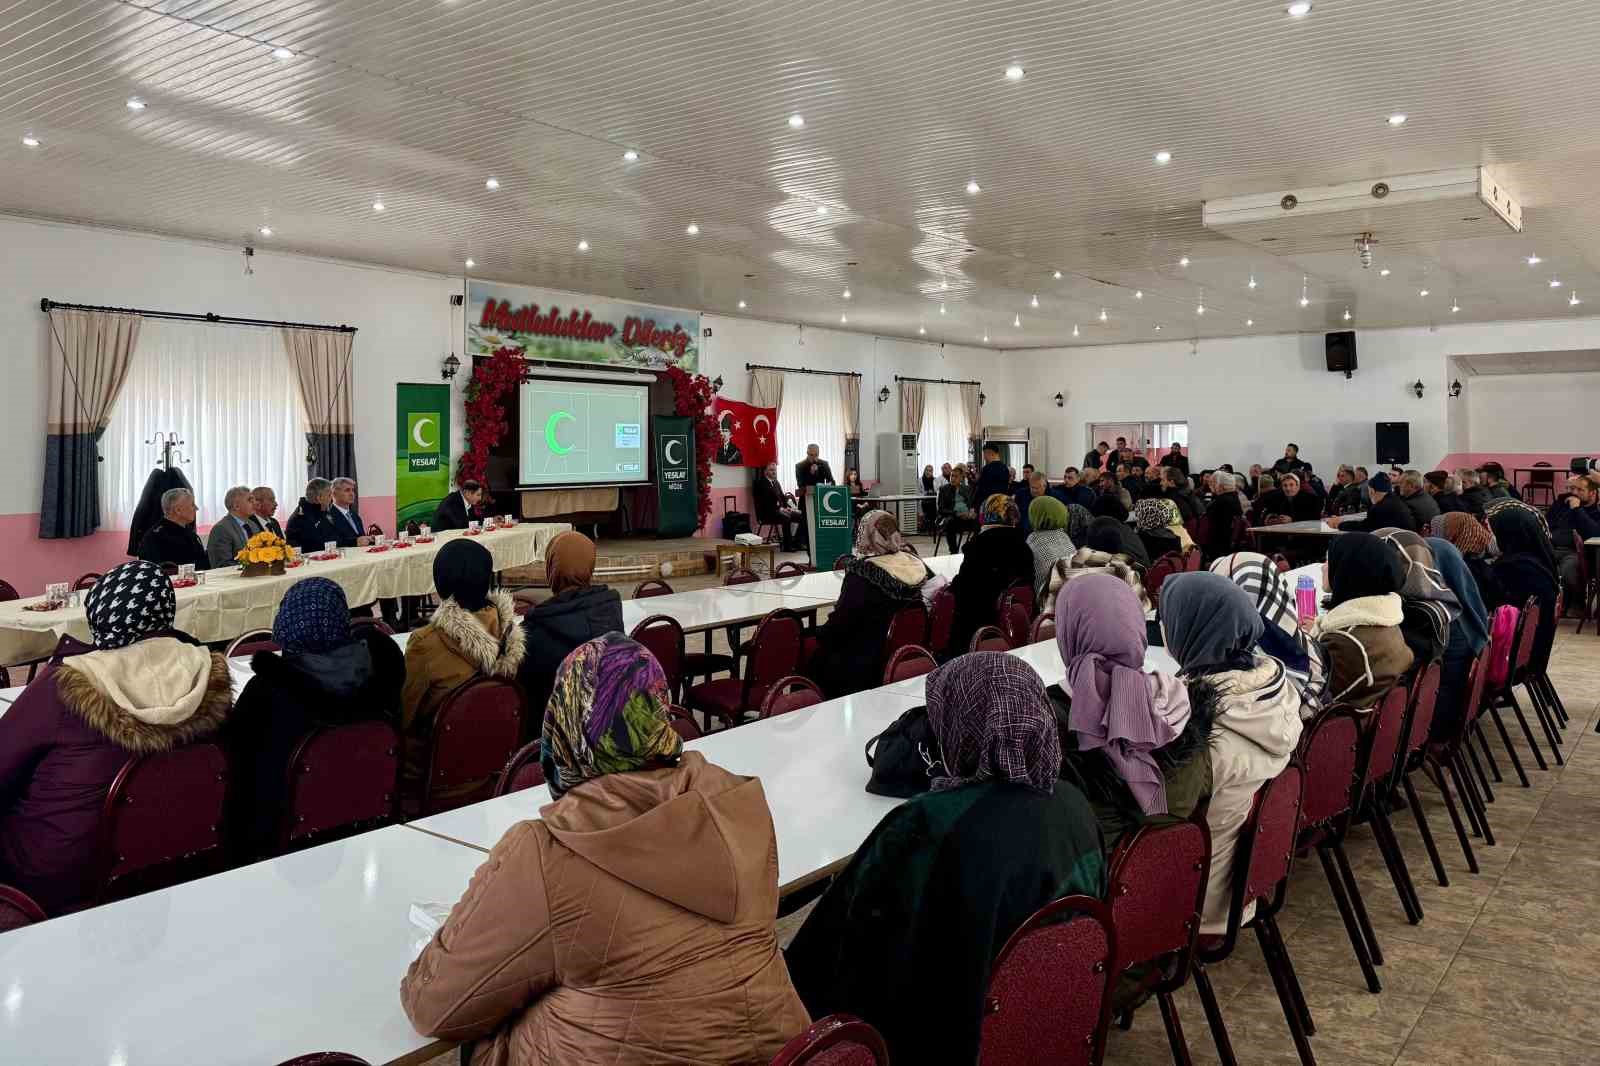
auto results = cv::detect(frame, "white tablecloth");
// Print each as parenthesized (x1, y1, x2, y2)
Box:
(0, 524, 568, 665)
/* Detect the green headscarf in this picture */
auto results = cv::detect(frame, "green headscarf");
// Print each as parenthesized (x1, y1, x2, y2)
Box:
(540, 633, 683, 797)
(1028, 495, 1069, 532)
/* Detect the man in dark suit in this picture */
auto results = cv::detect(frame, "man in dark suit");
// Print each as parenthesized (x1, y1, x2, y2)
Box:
(1162, 443, 1190, 476)
(286, 477, 345, 551)
(206, 485, 258, 569)
(432, 478, 486, 532)
(249, 485, 285, 538)
(328, 477, 373, 546)
(1328, 472, 1418, 533)
(753, 462, 804, 551)
(973, 442, 1011, 511)
(794, 444, 835, 532)
(137, 487, 210, 570)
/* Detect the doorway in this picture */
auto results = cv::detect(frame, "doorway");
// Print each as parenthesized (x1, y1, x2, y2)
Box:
(1087, 421, 1188, 465)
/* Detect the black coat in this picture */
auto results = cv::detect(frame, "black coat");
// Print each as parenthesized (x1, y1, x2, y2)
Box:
(285, 498, 345, 551)
(794, 459, 836, 498)
(225, 631, 404, 860)
(1432, 491, 1467, 515)
(125, 467, 193, 556)
(517, 586, 625, 719)
(1253, 489, 1322, 524)
(1548, 499, 1600, 548)
(430, 491, 477, 532)
(136, 517, 209, 570)
(752, 475, 795, 521)
(1162, 452, 1190, 476)
(1205, 493, 1245, 561)
(946, 527, 1033, 658)
(249, 514, 286, 538)
(810, 557, 931, 698)
(1338, 492, 1418, 533)
(1401, 490, 1441, 529)
(1164, 487, 1201, 522)
(327, 505, 367, 543)
(1459, 486, 1491, 518)
(1082, 450, 1106, 471)
(974, 460, 1012, 509)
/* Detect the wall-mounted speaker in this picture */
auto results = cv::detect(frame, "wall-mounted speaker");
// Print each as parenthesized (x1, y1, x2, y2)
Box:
(1326, 331, 1357, 377)
(1375, 422, 1410, 465)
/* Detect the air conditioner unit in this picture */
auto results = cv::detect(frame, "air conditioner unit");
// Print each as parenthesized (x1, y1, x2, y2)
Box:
(875, 432, 922, 533)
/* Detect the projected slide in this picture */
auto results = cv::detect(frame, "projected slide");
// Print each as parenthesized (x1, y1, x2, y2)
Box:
(518, 378, 650, 487)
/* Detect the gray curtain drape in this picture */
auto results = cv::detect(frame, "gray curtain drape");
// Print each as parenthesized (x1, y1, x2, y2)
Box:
(40, 309, 143, 538)
(899, 381, 926, 436)
(282, 327, 357, 482)
(750, 368, 785, 412)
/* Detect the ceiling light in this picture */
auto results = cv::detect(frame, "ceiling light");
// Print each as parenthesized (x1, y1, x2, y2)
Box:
(840, 314, 848, 324)
(1526, 254, 1541, 265)
(1179, 256, 1190, 267)
(966, 180, 981, 195)
(1030, 294, 1039, 308)
(464, 258, 475, 268)
(1379, 268, 1391, 276)
(272, 47, 294, 60)
(1195, 302, 1206, 315)
(484, 177, 500, 190)
(982, 333, 990, 343)
(125, 97, 146, 111)
(257, 225, 272, 237)
(685, 222, 699, 235)
(1299, 296, 1310, 307)
(622, 149, 638, 162)
(1550, 278, 1562, 288)
(1154, 324, 1163, 331)
(842, 288, 852, 300)
(1154, 150, 1172, 164)
(1053, 270, 1062, 280)
(1387, 113, 1408, 127)
(788, 114, 805, 129)
(1343, 307, 1351, 321)
(738, 299, 747, 309)
(1286, 1, 1312, 17)
(1246, 318, 1254, 327)
(918, 325, 925, 335)
(371, 200, 385, 212)
(1135, 290, 1143, 299)
(939, 303, 947, 314)
(1073, 324, 1080, 337)
(1570, 293, 1583, 306)
(577, 239, 589, 252)
(1099, 307, 1109, 321)
(1013, 314, 1021, 328)
(940, 279, 949, 291)
(815, 205, 828, 216)
(1419, 288, 1430, 297)
(1248, 275, 1257, 289)
(1004, 64, 1026, 82)
(21, 134, 39, 147)
(1451, 302, 1460, 312)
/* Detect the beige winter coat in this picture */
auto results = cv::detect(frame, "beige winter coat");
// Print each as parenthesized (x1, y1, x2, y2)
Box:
(401, 751, 809, 1065)
(1312, 593, 1414, 711)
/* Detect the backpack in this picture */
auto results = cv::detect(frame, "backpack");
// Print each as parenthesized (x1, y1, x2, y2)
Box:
(1486, 604, 1519, 689)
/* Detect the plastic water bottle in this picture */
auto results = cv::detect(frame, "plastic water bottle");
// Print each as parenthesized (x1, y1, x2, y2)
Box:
(1295, 574, 1318, 623)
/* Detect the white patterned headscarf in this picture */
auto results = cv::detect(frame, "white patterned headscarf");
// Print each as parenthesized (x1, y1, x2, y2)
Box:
(84, 561, 177, 649)
(1208, 552, 1329, 712)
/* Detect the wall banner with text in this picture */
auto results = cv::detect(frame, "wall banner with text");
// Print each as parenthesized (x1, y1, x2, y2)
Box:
(396, 383, 451, 528)
(466, 280, 699, 373)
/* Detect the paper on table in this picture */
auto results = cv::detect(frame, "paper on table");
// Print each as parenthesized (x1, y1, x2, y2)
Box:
(409, 901, 452, 959)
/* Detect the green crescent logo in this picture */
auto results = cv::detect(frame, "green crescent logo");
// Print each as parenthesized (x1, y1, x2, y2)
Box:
(545, 410, 576, 455)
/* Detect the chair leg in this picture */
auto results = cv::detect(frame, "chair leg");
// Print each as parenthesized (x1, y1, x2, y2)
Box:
(1254, 921, 1319, 1065)
(1332, 839, 1385, 968)
(1371, 807, 1423, 924)
(1524, 682, 1565, 763)
(1486, 705, 1532, 787)
(1192, 965, 1239, 1066)
(1157, 990, 1195, 1066)
(1427, 756, 1480, 874)
(1465, 730, 1496, 801)
(1318, 845, 1382, 993)
(1537, 674, 1569, 727)
(1403, 772, 1450, 887)
(1472, 721, 1503, 788)
(1504, 691, 1550, 771)
(1260, 913, 1316, 1036)
(1452, 751, 1496, 848)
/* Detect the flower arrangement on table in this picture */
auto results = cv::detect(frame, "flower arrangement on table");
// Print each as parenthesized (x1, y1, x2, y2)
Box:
(236, 531, 291, 577)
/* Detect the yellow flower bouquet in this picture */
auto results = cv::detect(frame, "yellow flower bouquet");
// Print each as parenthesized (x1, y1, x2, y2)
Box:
(236, 530, 290, 577)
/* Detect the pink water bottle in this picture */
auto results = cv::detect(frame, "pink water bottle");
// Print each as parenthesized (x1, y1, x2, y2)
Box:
(1295, 575, 1318, 623)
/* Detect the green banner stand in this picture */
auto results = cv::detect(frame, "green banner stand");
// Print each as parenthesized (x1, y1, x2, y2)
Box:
(809, 483, 854, 571)
(654, 416, 699, 537)
(396, 383, 451, 528)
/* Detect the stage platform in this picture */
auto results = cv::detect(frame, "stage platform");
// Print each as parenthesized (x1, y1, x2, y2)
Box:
(502, 534, 800, 588)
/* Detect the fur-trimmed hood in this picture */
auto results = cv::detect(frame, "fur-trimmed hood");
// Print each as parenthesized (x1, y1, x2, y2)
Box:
(56, 637, 231, 753)
(1313, 592, 1404, 635)
(429, 590, 526, 678)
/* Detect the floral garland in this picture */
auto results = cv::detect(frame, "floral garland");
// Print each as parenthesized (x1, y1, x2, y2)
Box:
(457, 346, 527, 485)
(660, 364, 718, 530)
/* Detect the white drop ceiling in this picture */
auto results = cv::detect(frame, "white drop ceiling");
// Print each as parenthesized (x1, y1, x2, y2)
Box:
(4, 0, 1600, 349)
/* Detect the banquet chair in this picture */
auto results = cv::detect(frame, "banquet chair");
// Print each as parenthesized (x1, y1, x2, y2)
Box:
(770, 1014, 889, 1066)
(280, 720, 399, 852)
(774, 561, 810, 577)
(633, 578, 674, 598)
(1144, 553, 1185, 611)
(636, 576, 737, 691)
(1356, 679, 1425, 924)
(416, 677, 526, 816)
(630, 614, 687, 702)
(1104, 819, 1211, 1064)
(72, 572, 102, 590)
(349, 616, 396, 638)
(832, 553, 852, 572)
(885, 602, 929, 660)
(725, 567, 761, 585)
(928, 585, 957, 656)
(997, 594, 1031, 649)
(226, 629, 279, 658)
(970, 626, 1010, 652)
(97, 742, 229, 903)
(979, 895, 1117, 1066)
(1480, 599, 1549, 780)
(274, 1055, 372, 1066)
(1031, 612, 1057, 643)
(666, 706, 703, 741)
(1229, 516, 1252, 552)
(0, 579, 16, 601)
(1505, 597, 1564, 758)
(494, 739, 546, 795)
(882, 644, 937, 684)
(0, 884, 48, 932)
(1183, 547, 1203, 572)
(1574, 536, 1597, 636)
(1523, 462, 1557, 507)
(759, 675, 825, 720)
(1387, 664, 1452, 887)
(686, 608, 805, 730)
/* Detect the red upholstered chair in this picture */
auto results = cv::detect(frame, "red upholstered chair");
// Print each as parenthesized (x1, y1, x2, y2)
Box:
(1575, 532, 1596, 635)
(1183, 547, 1203, 572)
(349, 616, 396, 638)
(1005, 580, 1036, 619)
(418, 678, 526, 816)
(97, 742, 228, 903)
(759, 675, 825, 720)
(1229, 515, 1251, 551)
(884, 603, 929, 658)
(970, 625, 1010, 653)
(979, 895, 1117, 1066)
(0, 884, 47, 931)
(0, 579, 17, 601)
(630, 614, 687, 702)
(1524, 462, 1558, 507)
(927, 585, 957, 656)
(832, 553, 853, 572)
(280, 720, 399, 851)
(72, 572, 103, 590)
(667, 706, 703, 741)
(1104, 820, 1211, 1060)
(1479, 599, 1549, 784)
(686, 609, 805, 730)
(725, 567, 761, 585)
(882, 644, 937, 684)
(720, 568, 767, 677)
(274, 1055, 372, 1066)
(633, 578, 674, 598)
(226, 629, 279, 658)
(1143, 553, 1184, 611)
(774, 561, 810, 577)
(494, 740, 546, 796)
(1424, 647, 1499, 875)
(997, 594, 1031, 649)
(1505, 597, 1564, 763)
(1030, 612, 1057, 644)
(1393, 664, 1457, 886)
(1359, 679, 1425, 926)
(1193, 765, 1313, 1066)
(770, 1014, 889, 1066)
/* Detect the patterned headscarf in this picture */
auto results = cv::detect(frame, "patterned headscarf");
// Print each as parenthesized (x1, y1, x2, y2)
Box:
(855, 509, 905, 556)
(1437, 511, 1492, 557)
(1209, 551, 1330, 708)
(1134, 497, 1181, 533)
(1066, 503, 1092, 545)
(1373, 529, 1460, 607)
(981, 493, 1020, 527)
(84, 561, 176, 650)
(272, 577, 351, 654)
(540, 633, 683, 797)
(925, 652, 1060, 795)
(1485, 497, 1552, 539)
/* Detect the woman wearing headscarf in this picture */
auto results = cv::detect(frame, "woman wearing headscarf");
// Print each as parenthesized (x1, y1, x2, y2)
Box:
(1043, 546, 1151, 617)
(1025, 496, 1077, 602)
(400, 540, 528, 809)
(1160, 572, 1305, 933)
(0, 561, 231, 912)
(1426, 538, 1491, 742)
(1209, 552, 1330, 717)
(518, 531, 624, 720)
(403, 635, 807, 1064)
(1312, 533, 1414, 710)
(785, 653, 1105, 1064)
(1437, 510, 1497, 590)
(1065, 501, 1092, 547)
(944, 495, 1034, 659)
(1054, 575, 1209, 846)
(1134, 497, 1194, 560)
(1483, 503, 1561, 676)
(1373, 528, 1458, 668)
(1087, 513, 1152, 567)
(228, 577, 405, 858)
(810, 510, 935, 696)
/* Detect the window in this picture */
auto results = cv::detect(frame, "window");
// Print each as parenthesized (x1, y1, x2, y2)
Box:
(917, 383, 971, 474)
(102, 320, 310, 528)
(774, 372, 849, 482)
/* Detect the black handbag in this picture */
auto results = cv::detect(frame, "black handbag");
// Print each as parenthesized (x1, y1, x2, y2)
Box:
(864, 705, 946, 798)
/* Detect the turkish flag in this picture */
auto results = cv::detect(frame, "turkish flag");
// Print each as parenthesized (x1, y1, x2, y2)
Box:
(711, 397, 778, 468)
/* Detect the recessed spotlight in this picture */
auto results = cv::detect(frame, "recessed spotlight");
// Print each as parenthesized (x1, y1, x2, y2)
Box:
(21, 134, 39, 147)
(1299, 295, 1310, 307)
(622, 149, 638, 162)
(1135, 290, 1143, 300)
(685, 222, 700, 235)
(1030, 294, 1039, 308)
(464, 258, 475, 268)
(272, 47, 294, 60)
(918, 325, 925, 335)
(257, 225, 273, 237)
(1526, 254, 1541, 265)
(371, 200, 385, 212)
(1387, 113, 1408, 127)
(1195, 302, 1206, 315)
(966, 180, 981, 195)
(1286, 1, 1312, 17)
(1053, 270, 1062, 280)
(1246, 318, 1255, 327)
(1154, 324, 1164, 331)
(1419, 288, 1430, 297)
(1099, 307, 1109, 322)
(840, 314, 848, 324)
(788, 114, 805, 129)
(939, 303, 947, 315)
(815, 205, 828, 216)
(1342, 307, 1351, 321)
(1451, 302, 1461, 313)
(1248, 275, 1257, 289)
(1154, 150, 1172, 164)
(1073, 324, 1080, 337)
(125, 97, 146, 111)
(982, 333, 990, 343)
(1379, 268, 1391, 276)
(940, 279, 949, 291)
(1179, 256, 1190, 267)
(1013, 314, 1022, 328)
(842, 288, 852, 300)
(1550, 278, 1563, 288)
(1570, 293, 1583, 306)
(1004, 64, 1026, 82)
(484, 177, 500, 190)
(577, 239, 589, 252)
(738, 299, 747, 309)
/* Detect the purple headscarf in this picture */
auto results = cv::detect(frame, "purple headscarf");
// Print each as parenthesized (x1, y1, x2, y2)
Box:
(925, 652, 1061, 794)
(1057, 573, 1187, 815)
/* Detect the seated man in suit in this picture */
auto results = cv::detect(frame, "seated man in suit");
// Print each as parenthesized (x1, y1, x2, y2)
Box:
(327, 477, 373, 546)
(432, 478, 485, 532)
(206, 485, 259, 569)
(753, 463, 804, 551)
(285, 477, 345, 551)
(137, 487, 209, 570)
(249, 485, 285, 537)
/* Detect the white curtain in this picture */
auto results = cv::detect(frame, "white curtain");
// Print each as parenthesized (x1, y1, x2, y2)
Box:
(774, 372, 849, 481)
(102, 320, 310, 528)
(917, 383, 971, 474)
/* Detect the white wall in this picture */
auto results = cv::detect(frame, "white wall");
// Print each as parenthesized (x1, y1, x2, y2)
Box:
(1465, 371, 1600, 453)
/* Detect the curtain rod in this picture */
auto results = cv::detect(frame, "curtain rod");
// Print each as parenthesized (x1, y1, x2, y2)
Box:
(745, 362, 861, 378)
(40, 298, 357, 334)
(894, 374, 981, 386)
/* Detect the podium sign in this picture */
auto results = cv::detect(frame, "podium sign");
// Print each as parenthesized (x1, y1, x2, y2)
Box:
(654, 417, 699, 536)
(809, 483, 854, 571)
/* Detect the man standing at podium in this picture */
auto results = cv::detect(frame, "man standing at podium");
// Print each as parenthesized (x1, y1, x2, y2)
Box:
(794, 443, 835, 531)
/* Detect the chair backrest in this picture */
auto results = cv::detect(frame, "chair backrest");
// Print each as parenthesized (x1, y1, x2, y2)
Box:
(282, 720, 399, 848)
(667, 706, 703, 741)
(1106, 819, 1210, 980)
(1144, 552, 1184, 608)
(0, 579, 17, 602)
(99, 743, 228, 902)
(759, 675, 825, 719)
(1201, 762, 1306, 962)
(349, 616, 395, 638)
(1296, 709, 1363, 834)
(1404, 662, 1442, 759)
(226, 628, 279, 658)
(49, 633, 96, 665)
(273, 1055, 373, 1066)
(1511, 595, 1541, 676)
(1006, 580, 1036, 618)
(1229, 514, 1251, 550)
(1183, 547, 1203, 571)
(832, 553, 852, 572)
(421, 677, 527, 815)
(629, 614, 686, 694)
(73, 572, 103, 590)
(980, 896, 1116, 1066)
(0, 883, 47, 931)
(1272, 553, 1291, 572)
(725, 567, 761, 585)
(1030, 612, 1057, 643)
(1461, 644, 1493, 729)
(882, 644, 937, 684)
(774, 561, 809, 577)
(742, 609, 807, 705)
(1575, 531, 1594, 586)
(1364, 679, 1412, 794)
(885, 602, 929, 657)
(998, 597, 1031, 649)
(770, 1014, 889, 1066)
(634, 578, 674, 598)
(494, 739, 546, 796)
(970, 625, 1010, 652)
(927, 585, 957, 653)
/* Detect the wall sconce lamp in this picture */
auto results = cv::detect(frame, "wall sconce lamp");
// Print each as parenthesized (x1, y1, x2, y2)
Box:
(712, 375, 725, 394)
(440, 352, 461, 381)
(877, 385, 891, 404)
(978, 390, 987, 407)
(1411, 379, 1426, 399)
(1054, 392, 1065, 407)
(1449, 379, 1463, 398)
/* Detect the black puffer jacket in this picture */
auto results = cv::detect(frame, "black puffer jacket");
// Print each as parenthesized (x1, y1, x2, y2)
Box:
(809, 555, 931, 698)
(517, 585, 625, 720)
